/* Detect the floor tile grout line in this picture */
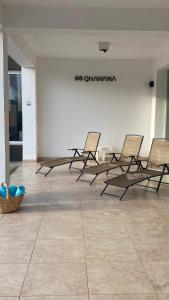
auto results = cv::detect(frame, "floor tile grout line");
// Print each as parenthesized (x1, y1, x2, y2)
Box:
(141, 259, 161, 299)
(119, 208, 159, 297)
(80, 197, 90, 300)
(0, 292, 166, 297)
(18, 216, 43, 299)
(89, 292, 165, 295)
(156, 293, 161, 300)
(118, 207, 133, 239)
(0, 214, 5, 224)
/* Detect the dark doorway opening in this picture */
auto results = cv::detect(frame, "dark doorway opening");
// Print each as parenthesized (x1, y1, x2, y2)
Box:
(8, 56, 23, 161)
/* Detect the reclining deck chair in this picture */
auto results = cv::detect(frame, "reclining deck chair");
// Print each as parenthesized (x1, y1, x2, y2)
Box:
(36, 131, 101, 176)
(76, 134, 144, 185)
(100, 138, 169, 200)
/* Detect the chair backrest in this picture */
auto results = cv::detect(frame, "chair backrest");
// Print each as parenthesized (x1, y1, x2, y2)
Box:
(120, 134, 144, 159)
(83, 132, 101, 152)
(148, 138, 169, 169)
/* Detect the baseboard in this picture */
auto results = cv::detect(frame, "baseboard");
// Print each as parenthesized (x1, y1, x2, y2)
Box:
(22, 160, 37, 163)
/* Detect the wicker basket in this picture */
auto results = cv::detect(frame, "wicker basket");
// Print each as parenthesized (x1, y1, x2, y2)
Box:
(0, 184, 24, 214)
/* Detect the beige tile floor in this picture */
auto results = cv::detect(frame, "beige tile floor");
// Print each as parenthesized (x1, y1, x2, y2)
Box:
(0, 162, 169, 299)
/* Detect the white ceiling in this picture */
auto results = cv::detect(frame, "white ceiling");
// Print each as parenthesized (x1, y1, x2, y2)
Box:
(2, 0, 169, 7)
(9, 30, 169, 59)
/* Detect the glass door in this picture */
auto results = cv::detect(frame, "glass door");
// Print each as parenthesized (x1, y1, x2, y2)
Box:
(8, 71, 22, 142)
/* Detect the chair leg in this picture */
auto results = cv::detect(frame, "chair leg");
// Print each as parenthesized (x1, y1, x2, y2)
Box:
(100, 184, 128, 200)
(100, 184, 108, 196)
(90, 152, 99, 165)
(69, 149, 79, 169)
(82, 159, 88, 170)
(167, 165, 169, 173)
(69, 161, 73, 169)
(139, 163, 143, 171)
(156, 174, 164, 192)
(119, 187, 128, 200)
(35, 165, 43, 174)
(94, 157, 99, 165)
(156, 166, 166, 192)
(137, 164, 140, 171)
(45, 167, 53, 177)
(126, 165, 131, 173)
(90, 174, 98, 185)
(76, 171, 83, 182)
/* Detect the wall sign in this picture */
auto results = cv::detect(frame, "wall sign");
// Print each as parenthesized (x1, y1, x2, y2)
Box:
(74, 75, 117, 83)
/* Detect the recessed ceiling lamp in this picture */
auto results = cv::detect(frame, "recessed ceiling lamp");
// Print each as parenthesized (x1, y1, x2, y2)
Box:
(99, 41, 110, 53)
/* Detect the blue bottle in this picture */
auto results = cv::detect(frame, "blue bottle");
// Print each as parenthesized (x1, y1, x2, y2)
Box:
(8, 185, 17, 197)
(15, 186, 25, 196)
(0, 186, 7, 198)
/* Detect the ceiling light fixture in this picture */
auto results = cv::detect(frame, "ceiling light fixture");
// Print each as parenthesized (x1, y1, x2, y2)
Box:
(99, 41, 110, 53)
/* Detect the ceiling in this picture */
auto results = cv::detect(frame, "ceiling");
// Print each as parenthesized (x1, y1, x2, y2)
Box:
(9, 30, 169, 59)
(5, 0, 169, 60)
(2, 0, 169, 7)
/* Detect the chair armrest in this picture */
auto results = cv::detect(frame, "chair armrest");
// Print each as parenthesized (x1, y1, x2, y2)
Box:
(68, 148, 83, 151)
(158, 163, 169, 167)
(82, 150, 98, 154)
(106, 152, 121, 156)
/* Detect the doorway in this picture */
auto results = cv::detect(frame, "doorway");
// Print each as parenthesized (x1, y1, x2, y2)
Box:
(8, 56, 23, 161)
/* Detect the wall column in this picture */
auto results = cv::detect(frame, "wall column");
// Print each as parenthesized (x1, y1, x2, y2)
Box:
(0, 31, 10, 183)
(22, 67, 37, 161)
(154, 69, 168, 138)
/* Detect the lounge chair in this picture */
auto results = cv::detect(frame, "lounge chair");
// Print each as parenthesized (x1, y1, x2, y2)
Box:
(76, 134, 144, 185)
(36, 131, 101, 176)
(100, 138, 169, 200)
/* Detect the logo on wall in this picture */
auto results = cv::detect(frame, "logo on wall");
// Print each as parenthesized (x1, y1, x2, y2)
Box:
(74, 75, 117, 83)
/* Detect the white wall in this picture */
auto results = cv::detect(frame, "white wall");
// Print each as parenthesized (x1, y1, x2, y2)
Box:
(37, 58, 153, 157)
